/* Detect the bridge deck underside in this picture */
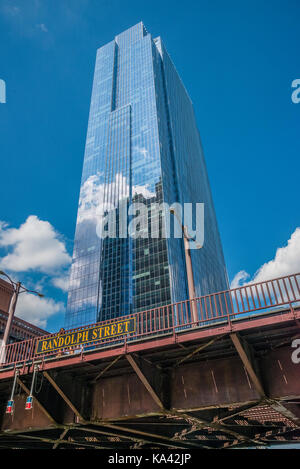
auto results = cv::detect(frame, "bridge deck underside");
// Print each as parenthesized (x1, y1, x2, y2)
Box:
(0, 309, 299, 449)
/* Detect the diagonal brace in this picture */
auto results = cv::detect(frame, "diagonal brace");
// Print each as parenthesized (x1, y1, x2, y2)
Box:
(125, 354, 165, 410)
(43, 371, 85, 422)
(230, 333, 265, 397)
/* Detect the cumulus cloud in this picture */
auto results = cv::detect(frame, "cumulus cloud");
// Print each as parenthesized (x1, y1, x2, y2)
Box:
(77, 172, 155, 226)
(52, 274, 70, 292)
(231, 227, 300, 288)
(230, 270, 250, 289)
(77, 172, 106, 225)
(0, 215, 71, 274)
(0, 216, 71, 329)
(16, 292, 64, 329)
(133, 183, 155, 199)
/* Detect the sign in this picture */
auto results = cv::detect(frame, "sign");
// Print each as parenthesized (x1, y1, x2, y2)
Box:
(6, 400, 14, 414)
(35, 317, 136, 355)
(25, 396, 33, 410)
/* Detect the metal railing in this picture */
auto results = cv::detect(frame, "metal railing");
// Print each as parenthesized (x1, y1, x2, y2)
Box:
(1, 272, 300, 369)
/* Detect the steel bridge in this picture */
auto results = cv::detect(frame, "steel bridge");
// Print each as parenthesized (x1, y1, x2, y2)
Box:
(0, 273, 299, 449)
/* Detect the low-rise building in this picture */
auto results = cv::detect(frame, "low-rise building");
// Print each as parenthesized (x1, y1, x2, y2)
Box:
(0, 278, 48, 343)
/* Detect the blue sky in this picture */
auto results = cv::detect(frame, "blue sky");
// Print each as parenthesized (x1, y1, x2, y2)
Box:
(0, 0, 299, 332)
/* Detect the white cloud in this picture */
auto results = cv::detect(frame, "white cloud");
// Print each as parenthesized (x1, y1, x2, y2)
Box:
(28, 276, 47, 294)
(231, 227, 300, 288)
(132, 182, 155, 199)
(52, 274, 70, 292)
(77, 172, 106, 225)
(77, 172, 155, 226)
(36, 23, 48, 32)
(0, 215, 71, 274)
(16, 292, 64, 329)
(0, 216, 71, 329)
(230, 270, 249, 289)
(252, 228, 300, 282)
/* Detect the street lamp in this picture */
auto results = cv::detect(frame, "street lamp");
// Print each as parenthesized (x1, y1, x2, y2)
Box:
(170, 208, 202, 325)
(0, 271, 44, 364)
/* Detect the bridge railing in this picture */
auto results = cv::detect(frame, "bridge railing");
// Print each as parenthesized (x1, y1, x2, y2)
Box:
(1, 272, 300, 368)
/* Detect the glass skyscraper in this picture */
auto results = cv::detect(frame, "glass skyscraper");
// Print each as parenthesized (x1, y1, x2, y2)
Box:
(65, 22, 229, 329)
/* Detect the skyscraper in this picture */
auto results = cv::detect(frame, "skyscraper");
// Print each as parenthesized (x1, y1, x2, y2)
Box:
(65, 22, 229, 329)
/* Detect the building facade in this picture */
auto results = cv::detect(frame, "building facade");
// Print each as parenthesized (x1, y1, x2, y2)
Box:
(65, 22, 229, 329)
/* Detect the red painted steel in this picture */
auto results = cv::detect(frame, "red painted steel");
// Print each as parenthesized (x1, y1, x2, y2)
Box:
(0, 272, 299, 371)
(0, 307, 299, 381)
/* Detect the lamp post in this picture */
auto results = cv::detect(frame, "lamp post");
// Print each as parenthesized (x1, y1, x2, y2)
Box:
(170, 209, 202, 325)
(0, 271, 44, 364)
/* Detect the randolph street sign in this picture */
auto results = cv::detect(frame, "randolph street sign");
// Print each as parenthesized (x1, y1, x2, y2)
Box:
(36, 317, 136, 354)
